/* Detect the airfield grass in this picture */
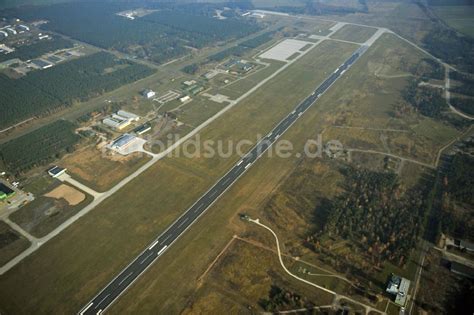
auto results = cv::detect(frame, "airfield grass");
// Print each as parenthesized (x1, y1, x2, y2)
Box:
(321, 33, 460, 165)
(60, 145, 152, 192)
(181, 240, 335, 313)
(0, 39, 358, 314)
(108, 34, 462, 313)
(0, 221, 30, 266)
(9, 184, 93, 238)
(219, 61, 284, 99)
(0, 32, 460, 314)
(177, 98, 228, 127)
(330, 24, 377, 43)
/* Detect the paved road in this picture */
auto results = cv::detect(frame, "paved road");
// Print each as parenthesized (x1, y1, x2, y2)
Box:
(79, 45, 368, 315)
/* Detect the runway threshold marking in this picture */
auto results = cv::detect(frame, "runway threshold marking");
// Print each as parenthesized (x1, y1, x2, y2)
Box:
(80, 303, 93, 315)
(157, 245, 168, 256)
(148, 240, 159, 250)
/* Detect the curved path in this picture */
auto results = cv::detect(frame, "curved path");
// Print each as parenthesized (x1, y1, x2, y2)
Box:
(248, 217, 384, 315)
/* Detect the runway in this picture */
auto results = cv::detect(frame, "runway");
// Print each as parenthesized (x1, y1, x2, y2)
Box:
(79, 44, 368, 315)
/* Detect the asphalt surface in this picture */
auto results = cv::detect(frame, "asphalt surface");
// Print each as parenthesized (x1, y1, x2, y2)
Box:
(79, 45, 368, 315)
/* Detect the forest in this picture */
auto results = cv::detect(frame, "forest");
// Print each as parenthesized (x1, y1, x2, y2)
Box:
(317, 168, 425, 266)
(0, 120, 80, 174)
(450, 71, 474, 97)
(2, 2, 260, 64)
(208, 31, 276, 62)
(266, 0, 368, 15)
(259, 286, 312, 312)
(402, 79, 447, 118)
(0, 37, 73, 63)
(423, 25, 474, 73)
(440, 152, 474, 241)
(0, 52, 154, 128)
(450, 98, 474, 116)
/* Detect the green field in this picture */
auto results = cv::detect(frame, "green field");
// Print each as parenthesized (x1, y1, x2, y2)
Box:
(330, 24, 377, 44)
(0, 39, 358, 314)
(433, 5, 474, 37)
(219, 61, 284, 99)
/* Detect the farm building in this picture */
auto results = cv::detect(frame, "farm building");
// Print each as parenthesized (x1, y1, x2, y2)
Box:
(183, 80, 197, 86)
(117, 110, 139, 121)
(47, 166, 67, 178)
(0, 182, 15, 201)
(180, 95, 191, 103)
(110, 134, 138, 150)
(103, 117, 131, 130)
(386, 274, 410, 306)
(133, 124, 151, 135)
(142, 89, 156, 99)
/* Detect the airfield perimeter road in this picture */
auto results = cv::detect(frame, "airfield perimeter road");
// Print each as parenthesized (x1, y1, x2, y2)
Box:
(79, 45, 369, 315)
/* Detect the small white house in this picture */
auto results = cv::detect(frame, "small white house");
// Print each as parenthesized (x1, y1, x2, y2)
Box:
(180, 95, 191, 103)
(142, 89, 156, 99)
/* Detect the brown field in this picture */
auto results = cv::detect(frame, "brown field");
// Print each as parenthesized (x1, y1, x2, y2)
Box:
(44, 184, 85, 206)
(60, 145, 152, 192)
(182, 238, 335, 313)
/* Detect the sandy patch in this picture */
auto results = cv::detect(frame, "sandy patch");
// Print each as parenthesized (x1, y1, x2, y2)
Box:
(44, 184, 85, 206)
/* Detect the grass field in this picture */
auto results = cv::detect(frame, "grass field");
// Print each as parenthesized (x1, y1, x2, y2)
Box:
(0, 221, 30, 266)
(330, 24, 377, 43)
(9, 183, 93, 238)
(0, 39, 358, 314)
(218, 61, 284, 99)
(60, 145, 152, 192)
(177, 98, 229, 127)
(182, 239, 335, 313)
(433, 5, 474, 37)
(107, 34, 461, 313)
(321, 33, 461, 165)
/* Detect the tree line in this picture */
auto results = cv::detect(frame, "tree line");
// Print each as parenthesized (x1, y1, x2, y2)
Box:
(2, 2, 260, 65)
(0, 37, 73, 63)
(0, 51, 154, 128)
(0, 120, 80, 174)
(312, 167, 426, 267)
(208, 31, 276, 62)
